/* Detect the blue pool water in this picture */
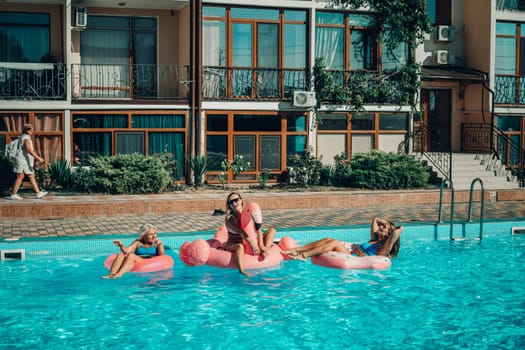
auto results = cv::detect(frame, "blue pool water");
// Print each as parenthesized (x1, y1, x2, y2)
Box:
(1, 222, 524, 349)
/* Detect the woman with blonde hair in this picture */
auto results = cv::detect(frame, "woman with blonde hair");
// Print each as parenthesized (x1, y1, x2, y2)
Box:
(102, 223, 165, 279)
(9, 123, 47, 200)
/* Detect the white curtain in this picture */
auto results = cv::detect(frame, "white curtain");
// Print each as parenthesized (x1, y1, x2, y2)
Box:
(80, 29, 130, 98)
(315, 27, 344, 69)
(203, 20, 224, 66)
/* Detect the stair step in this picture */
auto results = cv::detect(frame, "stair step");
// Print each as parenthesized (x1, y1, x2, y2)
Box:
(418, 152, 520, 190)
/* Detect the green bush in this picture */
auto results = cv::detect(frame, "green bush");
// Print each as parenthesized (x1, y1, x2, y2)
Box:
(49, 159, 73, 189)
(0, 154, 15, 194)
(349, 151, 430, 189)
(257, 168, 271, 188)
(286, 151, 323, 187)
(35, 160, 76, 191)
(71, 153, 171, 194)
(189, 155, 208, 187)
(35, 166, 52, 189)
(319, 164, 334, 186)
(331, 153, 353, 187)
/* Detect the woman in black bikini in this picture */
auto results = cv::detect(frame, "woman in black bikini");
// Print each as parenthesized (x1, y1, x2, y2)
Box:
(223, 192, 276, 276)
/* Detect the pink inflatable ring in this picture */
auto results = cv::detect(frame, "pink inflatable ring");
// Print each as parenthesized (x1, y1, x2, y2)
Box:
(311, 251, 391, 270)
(104, 254, 174, 273)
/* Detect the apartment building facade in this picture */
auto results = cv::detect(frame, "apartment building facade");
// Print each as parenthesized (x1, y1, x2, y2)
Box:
(0, 0, 520, 184)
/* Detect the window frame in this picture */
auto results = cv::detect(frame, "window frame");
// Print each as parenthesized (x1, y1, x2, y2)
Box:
(0, 11, 51, 63)
(204, 111, 308, 182)
(202, 5, 308, 100)
(316, 111, 408, 160)
(0, 111, 64, 163)
(71, 110, 188, 179)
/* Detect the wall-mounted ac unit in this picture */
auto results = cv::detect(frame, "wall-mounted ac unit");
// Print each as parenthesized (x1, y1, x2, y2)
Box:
(436, 25, 456, 42)
(75, 7, 87, 28)
(433, 50, 456, 65)
(293, 91, 316, 107)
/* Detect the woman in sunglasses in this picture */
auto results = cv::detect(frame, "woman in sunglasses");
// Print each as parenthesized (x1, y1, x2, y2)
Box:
(224, 192, 276, 276)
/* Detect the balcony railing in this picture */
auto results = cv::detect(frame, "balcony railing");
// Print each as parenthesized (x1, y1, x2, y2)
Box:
(494, 75, 525, 104)
(323, 69, 413, 105)
(202, 66, 309, 100)
(0, 62, 66, 100)
(72, 64, 189, 100)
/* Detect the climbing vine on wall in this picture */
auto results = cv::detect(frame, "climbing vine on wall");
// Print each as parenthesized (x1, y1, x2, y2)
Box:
(314, 0, 430, 121)
(330, 0, 431, 48)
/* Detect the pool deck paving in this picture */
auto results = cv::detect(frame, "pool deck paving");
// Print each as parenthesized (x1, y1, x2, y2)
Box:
(1, 187, 525, 239)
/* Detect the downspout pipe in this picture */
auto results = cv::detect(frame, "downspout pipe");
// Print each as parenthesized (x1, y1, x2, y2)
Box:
(482, 81, 495, 154)
(189, 0, 203, 184)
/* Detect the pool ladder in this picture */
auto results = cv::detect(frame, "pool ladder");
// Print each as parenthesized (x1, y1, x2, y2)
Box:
(438, 178, 485, 241)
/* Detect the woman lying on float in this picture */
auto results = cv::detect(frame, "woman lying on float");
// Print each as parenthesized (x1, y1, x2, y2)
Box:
(179, 192, 297, 276)
(283, 217, 402, 270)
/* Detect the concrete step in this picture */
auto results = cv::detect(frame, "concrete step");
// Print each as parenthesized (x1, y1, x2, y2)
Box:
(418, 152, 521, 190)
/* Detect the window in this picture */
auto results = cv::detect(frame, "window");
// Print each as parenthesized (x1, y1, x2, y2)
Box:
(79, 15, 157, 98)
(0, 112, 63, 162)
(72, 111, 186, 179)
(497, 115, 524, 167)
(0, 12, 50, 62)
(115, 132, 144, 154)
(495, 21, 525, 104)
(202, 6, 308, 99)
(316, 12, 380, 71)
(317, 112, 408, 164)
(427, 0, 452, 25)
(205, 112, 307, 182)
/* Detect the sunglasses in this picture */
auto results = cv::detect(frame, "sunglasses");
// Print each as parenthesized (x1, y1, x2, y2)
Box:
(228, 197, 241, 205)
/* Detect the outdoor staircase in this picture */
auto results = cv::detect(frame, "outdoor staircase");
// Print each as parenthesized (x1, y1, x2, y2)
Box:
(417, 152, 520, 190)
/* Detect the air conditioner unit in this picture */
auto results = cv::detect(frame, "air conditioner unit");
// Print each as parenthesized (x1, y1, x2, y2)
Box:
(433, 50, 456, 65)
(75, 7, 87, 28)
(436, 25, 456, 42)
(293, 91, 316, 107)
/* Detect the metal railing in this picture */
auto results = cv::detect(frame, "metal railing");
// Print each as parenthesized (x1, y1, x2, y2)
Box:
(401, 117, 452, 182)
(0, 62, 66, 100)
(202, 66, 309, 100)
(494, 75, 525, 104)
(71, 63, 189, 100)
(323, 68, 414, 105)
(462, 122, 525, 186)
(437, 178, 485, 242)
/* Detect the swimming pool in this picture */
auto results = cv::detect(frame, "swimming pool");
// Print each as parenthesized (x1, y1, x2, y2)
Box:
(1, 221, 524, 349)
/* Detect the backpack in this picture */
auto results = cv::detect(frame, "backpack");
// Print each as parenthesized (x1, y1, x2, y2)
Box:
(5, 138, 22, 160)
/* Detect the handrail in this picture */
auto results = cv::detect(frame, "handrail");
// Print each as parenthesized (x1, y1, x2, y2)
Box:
(447, 179, 455, 241)
(467, 178, 485, 241)
(402, 115, 452, 181)
(437, 178, 460, 241)
(437, 179, 450, 224)
(491, 124, 525, 187)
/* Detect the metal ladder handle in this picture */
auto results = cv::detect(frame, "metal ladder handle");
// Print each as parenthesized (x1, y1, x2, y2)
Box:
(438, 178, 453, 224)
(467, 178, 485, 240)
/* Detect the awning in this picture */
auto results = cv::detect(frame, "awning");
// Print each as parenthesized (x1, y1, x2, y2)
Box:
(421, 67, 488, 82)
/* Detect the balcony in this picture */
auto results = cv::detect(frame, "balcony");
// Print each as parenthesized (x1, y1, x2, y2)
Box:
(202, 67, 309, 101)
(72, 64, 189, 101)
(0, 62, 66, 101)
